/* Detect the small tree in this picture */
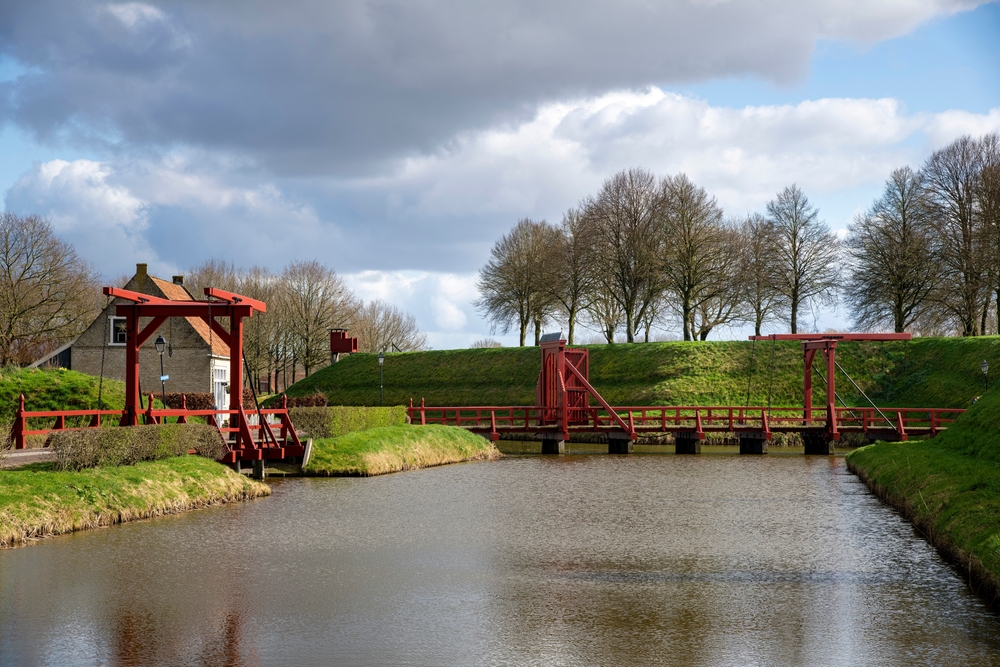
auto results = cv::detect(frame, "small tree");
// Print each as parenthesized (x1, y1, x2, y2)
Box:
(767, 185, 839, 333)
(738, 213, 784, 336)
(0, 213, 99, 365)
(281, 260, 357, 376)
(475, 218, 555, 346)
(351, 300, 428, 353)
(582, 168, 666, 342)
(544, 209, 596, 345)
(844, 167, 939, 332)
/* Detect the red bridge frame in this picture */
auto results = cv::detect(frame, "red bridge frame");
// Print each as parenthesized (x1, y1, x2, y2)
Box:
(409, 332, 962, 451)
(99, 285, 303, 463)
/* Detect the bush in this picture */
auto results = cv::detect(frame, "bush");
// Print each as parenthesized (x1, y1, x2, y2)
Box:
(289, 405, 407, 439)
(162, 388, 257, 410)
(48, 423, 226, 471)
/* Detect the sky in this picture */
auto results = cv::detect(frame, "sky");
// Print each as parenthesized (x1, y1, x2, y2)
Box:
(1, 0, 998, 348)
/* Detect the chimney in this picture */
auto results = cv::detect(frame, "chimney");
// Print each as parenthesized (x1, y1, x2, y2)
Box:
(172, 275, 184, 285)
(136, 263, 148, 277)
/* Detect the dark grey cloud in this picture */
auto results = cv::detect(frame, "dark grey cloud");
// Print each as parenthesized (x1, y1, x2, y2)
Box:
(0, 0, 978, 176)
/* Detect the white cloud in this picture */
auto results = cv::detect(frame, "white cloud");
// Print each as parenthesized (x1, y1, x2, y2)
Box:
(6, 92, 999, 346)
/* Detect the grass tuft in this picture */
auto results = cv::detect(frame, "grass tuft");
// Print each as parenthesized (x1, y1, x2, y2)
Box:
(304, 424, 501, 476)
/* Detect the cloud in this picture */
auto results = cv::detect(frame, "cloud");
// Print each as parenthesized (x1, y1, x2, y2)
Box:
(0, 0, 985, 174)
(5, 92, 999, 345)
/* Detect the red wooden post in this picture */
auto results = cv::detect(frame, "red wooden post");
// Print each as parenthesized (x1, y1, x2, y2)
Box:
(695, 410, 704, 440)
(11, 394, 26, 449)
(420, 398, 426, 425)
(123, 306, 141, 426)
(178, 395, 189, 424)
(804, 347, 816, 422)
(54, 415, 65, 430)
(896, 411, 908, 441)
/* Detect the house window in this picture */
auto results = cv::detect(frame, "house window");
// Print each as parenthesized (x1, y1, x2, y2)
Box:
(110, 317, 127, 345)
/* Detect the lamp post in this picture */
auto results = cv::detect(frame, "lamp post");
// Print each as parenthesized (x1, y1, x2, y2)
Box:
(983, 359, 990, 392)
(155, 335, 168, 409)
(378, 351, 385, 406)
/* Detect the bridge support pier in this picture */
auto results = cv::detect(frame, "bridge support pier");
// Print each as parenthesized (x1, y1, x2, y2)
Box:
(739, 435, 768, 455)
(608, 434, 633, 454)
(674, 434, 701, 454)
(802, 432, 835, 455)
(539, 434, 565, 455)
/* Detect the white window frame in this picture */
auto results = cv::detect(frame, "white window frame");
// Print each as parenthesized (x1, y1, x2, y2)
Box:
(109, 316, 127, 346)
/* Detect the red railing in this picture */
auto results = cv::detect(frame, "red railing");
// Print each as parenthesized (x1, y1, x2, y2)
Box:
(407, 399, 964, 442)
(9, 393, 303, 462)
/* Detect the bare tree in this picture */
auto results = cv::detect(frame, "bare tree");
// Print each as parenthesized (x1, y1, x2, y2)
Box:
(738, 213, 784, 336)
(351, 299, 428, 353)
(581, 282, 623, 344)
(659, 174, 732, 341)
(844, 167, 939, 332)
(185, 259, 238, 297)
(978, 133, 1000, 332)
(543, 208, 596, 345)
(923, 135, 991, 336)
(475, 218, 555, 346)
(582, 168, 665, 342)
(0, 213, 100, 365)
(470, 337, 503, 348)
(282, 260, 357, 377)
(767, 185, 839, 333)
(235, 266, 281, 393)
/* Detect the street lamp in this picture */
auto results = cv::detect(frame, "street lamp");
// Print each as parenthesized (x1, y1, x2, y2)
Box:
(378, 351, 385, 406)
(155, 335, 168, 409)
(982, 359, 990, 392)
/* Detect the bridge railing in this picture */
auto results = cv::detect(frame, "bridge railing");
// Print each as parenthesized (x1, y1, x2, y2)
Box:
(407, 399, 965, 440)
(8, 393, 302, 456)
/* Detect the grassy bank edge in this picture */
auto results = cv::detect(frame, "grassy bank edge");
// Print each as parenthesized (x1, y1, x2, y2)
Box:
(0, 456, 270, 549)
(303, 424, 502, 476)
(845, 449, 1000, 605)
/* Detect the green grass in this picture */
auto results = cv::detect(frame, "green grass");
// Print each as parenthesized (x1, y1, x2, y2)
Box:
(287, 405, 408, 439)
(847, 387, 1000, 601)
(304, 424, 501, 476)
(0, 455, 269, 548)
(0, 367, 126, 422)
(286, 337, 1000, 410)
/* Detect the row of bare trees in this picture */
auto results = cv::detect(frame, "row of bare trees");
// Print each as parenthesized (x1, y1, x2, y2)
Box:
(845, 133, 1000, 334)
(477, 170, 839, 344)
(0, 214, 426, 384)
(479, 132, 1000, 344)
(184, 260, 427, 391)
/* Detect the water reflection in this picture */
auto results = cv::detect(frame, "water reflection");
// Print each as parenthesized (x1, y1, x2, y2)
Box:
(2, 455, 999, 666)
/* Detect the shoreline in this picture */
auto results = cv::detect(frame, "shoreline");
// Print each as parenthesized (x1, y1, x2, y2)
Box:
(847, 446, 1000, 607)
(0, 456, 270, 549)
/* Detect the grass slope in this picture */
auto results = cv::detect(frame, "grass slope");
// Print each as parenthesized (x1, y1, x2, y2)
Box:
(287, 337, 1000, 409)
(0, 456, 269, 548)
(847, 387, 1000, 602)
(0, 367, 126, 422)
(304, 424, 501, 476)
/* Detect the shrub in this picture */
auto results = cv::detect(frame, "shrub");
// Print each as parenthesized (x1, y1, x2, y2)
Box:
(162, 389, 258, 410)
(289, 405, 407, 439)
(48, 423, 226, 471)
(286, 393, 328, 408)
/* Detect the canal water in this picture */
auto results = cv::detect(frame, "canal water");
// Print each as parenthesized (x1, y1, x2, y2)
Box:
(2, 455, 1000, 666)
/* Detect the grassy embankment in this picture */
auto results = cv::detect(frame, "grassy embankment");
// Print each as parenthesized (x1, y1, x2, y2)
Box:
(286, 337, 1000, 409)
(847, 388, 1000, 602)
(304, 424, 501, 476)
(0, 456, 269, 548)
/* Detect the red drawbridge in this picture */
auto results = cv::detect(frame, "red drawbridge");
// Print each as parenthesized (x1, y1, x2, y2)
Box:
(408, 332, 964, 455)
(9, 285, 304, 475)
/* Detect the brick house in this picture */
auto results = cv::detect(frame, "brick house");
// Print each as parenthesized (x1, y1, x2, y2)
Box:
(32, 263, 232, 409)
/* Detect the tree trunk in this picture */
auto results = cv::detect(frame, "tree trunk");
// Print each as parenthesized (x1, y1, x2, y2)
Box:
(534, 318, 542, 346)
(519, 318, 528, 347)
(567, 309, 577, 345)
